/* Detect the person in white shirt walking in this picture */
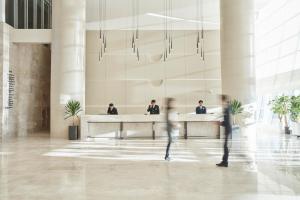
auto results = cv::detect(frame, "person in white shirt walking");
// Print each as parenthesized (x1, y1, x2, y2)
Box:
(164, 98, 179, 161)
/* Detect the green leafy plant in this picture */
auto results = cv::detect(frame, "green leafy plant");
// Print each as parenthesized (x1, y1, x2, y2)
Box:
(64, 100, 82, 126)
(269, 95, 291, 127)
(290, 95, 300, 123)
(230, 99, 244, 115)
(230, 99, 244, 125)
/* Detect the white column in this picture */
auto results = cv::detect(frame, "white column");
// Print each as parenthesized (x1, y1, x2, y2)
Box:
(220, 0, 256, 104)
(51, 0, 86, 138)
(0, 0, 5, 22)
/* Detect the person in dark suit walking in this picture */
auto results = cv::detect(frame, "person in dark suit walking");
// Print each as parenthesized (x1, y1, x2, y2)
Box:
(196, 100, 207, 114)
(107, 103, 118, 115)
(147, 99, 160, 114)
(216, 95, 232, 167)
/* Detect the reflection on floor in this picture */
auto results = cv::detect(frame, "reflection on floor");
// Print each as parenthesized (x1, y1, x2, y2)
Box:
(1, 125, 300, 200)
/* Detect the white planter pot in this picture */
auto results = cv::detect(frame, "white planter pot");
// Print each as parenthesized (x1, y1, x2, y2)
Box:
(291, 122, 300, 136)
(220, 125, 240, 139)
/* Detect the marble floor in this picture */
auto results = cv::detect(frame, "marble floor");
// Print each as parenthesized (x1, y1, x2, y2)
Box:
(1, 125, 300, 200)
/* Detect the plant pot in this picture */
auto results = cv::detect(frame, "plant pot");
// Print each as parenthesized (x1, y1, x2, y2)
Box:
(284, 126, 290, 134)
(291, 122, 300, 136)
(231, 125, 240, 140)
(69, 126, 78, 140)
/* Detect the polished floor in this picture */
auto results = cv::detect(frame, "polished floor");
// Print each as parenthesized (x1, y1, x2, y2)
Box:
(1, 125, 300, 200)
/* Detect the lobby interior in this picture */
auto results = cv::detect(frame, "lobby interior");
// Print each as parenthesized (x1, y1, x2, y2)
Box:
(1, 0, 300, 199)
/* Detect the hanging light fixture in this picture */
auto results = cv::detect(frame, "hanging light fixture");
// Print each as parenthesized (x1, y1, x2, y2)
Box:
(196, 0, 199, 54)
(98, 0, 107, 61)
(196, 0, 205, 61)
(163, 0, 173, 62)
(131, 0, 140, 61)
(136, 0, 140, 61)
(98, 0, 102, 61)
(201, 0, 204, 60)
(170, 0, 174, 53)
(131, 0, 135, 53)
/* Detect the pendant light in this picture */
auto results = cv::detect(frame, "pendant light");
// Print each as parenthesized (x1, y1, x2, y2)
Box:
(163, 0, 173, 62)
(131, 0, 140, 61)
(98, 0, 107, 61)
(196, 0, 205, 61)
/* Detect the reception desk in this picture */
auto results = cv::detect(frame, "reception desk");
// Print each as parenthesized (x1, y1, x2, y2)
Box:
(80, 114, 221, 140)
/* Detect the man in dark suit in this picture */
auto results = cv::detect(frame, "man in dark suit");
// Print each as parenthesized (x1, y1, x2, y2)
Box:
(216, 95, 232, 167)
(196, 100, 207, 114)
(107, 103, 118, 115)
(147, 99, 160, 114)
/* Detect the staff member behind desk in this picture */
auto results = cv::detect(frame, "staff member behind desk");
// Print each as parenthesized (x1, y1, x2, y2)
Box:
(196, 100, 207, 114)
(147, 99, 160, 114)
(107, 103, 118, 115)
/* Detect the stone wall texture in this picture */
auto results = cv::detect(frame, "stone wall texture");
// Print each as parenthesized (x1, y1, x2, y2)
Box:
(8, 43, 51, 135)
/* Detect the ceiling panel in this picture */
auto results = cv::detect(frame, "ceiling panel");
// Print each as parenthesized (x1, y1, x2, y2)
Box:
(86, 0, 220, 30)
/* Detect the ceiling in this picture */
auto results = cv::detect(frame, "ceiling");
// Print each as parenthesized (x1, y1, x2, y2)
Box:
(86, 0, 220, 30)
(255, 0, 272, 10)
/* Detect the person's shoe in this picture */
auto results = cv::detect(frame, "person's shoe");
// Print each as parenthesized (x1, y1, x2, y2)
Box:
(216, 162, 228, 167)
(165, 156, 171, 161)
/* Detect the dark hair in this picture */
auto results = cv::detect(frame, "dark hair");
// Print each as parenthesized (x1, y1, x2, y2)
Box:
(151, 99, 156, 103)
(221, 95, 229, 102)
(199, 100, 203, 103)
(109, 103, 114, 107)
(166, 98, 175, 110)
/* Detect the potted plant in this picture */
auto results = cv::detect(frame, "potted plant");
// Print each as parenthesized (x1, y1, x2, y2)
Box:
(269, 95, 291, 134)
(289, 95, 300, 136)
(230, 99, 244, 126)
(65, 100, 82, 140)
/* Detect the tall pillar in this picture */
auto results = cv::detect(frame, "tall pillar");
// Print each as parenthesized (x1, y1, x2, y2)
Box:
(0, 0, 5, 22)
(51, 0, 86, 138)
(220, 0, 256, 105)
(0, 23, 10, 136)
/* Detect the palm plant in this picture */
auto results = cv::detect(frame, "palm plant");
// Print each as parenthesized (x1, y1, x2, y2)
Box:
(230, 99, 244, 125)
(65, 100, 82, 126)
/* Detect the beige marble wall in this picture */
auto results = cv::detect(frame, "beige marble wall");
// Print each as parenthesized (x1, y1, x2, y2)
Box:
(1, 23, 51, 136)
(0, 22, 11, 135)
(5, 42, 51, 135)
(86, 30, 221, 115)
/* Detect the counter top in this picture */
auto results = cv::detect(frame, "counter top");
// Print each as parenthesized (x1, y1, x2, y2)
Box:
(81, 114, 221, 123)
(80, 114, 222, 140)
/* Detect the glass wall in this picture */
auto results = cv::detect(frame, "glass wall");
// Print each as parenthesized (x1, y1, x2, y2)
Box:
(255, 0, 300, 122)
(5, 0, 52, 29)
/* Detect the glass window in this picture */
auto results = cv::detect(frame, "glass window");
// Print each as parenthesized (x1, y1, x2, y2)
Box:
(5, 0, 14, 27)
(5, 0, 51, 29)
(44, 1, 50, 28)
(18, 0, 25, 29)
(28, 0, 34, 28)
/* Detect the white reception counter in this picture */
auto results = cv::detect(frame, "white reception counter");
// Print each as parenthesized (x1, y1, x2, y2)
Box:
(80, 114, 221, 140)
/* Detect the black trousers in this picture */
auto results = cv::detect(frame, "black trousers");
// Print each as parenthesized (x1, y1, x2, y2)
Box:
(222, 133, 230, 163)
(165, 131, 172, 158)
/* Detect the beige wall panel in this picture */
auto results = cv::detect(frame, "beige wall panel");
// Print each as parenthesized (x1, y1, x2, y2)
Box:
(86, 30, 221, 114)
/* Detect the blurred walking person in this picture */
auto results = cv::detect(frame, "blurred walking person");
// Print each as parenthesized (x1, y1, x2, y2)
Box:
(216, 95, 232, 167)
(164, 98, 179, 161)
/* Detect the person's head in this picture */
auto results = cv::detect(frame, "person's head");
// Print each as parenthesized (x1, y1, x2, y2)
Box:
(109, 103, 114, 108)
(220, 95, 230, 106)
(166, 98, 175, 111)
(151, 99, 156, 105)
(198, 100, 204, 106)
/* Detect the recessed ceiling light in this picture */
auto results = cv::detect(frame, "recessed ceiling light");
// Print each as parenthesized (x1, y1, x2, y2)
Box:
(146, 13, 184, 21)
(146, 13, 219, 25)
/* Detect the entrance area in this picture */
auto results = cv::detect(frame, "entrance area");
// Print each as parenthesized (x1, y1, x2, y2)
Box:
(3, 43, 51, 136)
